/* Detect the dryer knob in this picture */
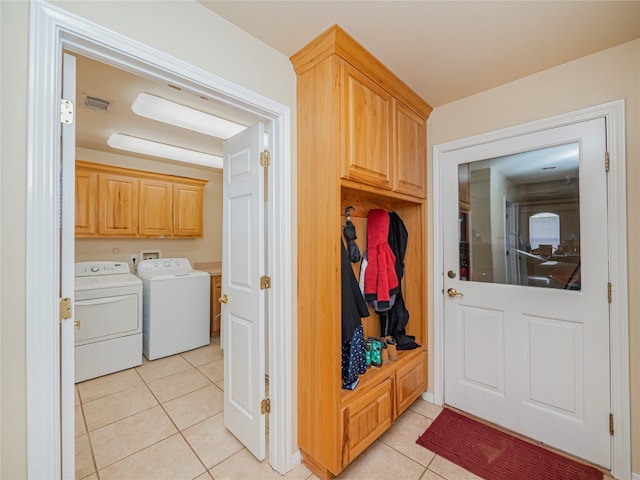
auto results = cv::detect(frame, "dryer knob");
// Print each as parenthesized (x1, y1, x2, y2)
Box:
(90, 266, 99, 273)
(164, 260, 171, 267)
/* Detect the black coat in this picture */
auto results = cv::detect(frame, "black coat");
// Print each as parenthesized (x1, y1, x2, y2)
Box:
(341, 240, 370, 343)
(384, 212, 419, 350)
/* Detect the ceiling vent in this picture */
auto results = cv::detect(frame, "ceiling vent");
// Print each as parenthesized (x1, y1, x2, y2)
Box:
(80, 93, 113, 113)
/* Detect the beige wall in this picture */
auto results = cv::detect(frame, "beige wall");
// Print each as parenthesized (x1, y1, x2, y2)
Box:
(0, 1, 296, 478)
(427, 39, 640, 474)
(75, 148, 222, 269)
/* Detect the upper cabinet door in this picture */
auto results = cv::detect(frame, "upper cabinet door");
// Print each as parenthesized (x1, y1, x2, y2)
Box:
(139, 179, 173, 236)
(75, 167, 97, 235)
(341, 61, 393, 189)
(97, 172, 139, 236)
(394, 101, 427, 198)
(173, 183, 203, 236)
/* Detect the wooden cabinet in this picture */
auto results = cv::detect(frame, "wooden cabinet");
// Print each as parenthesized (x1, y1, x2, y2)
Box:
(139, 179, 173, 236)
(75, 166, 97, 235)
(394, 101, 427, 197)
(341, 62, 393, 188)
(75, 161, 207, 238)
(173, 183, 203, 236)
(210, 275, 222, 336)
(97, 172, 139, 236)
(292, 25, 432, 478)
(343, 377, 393, 464)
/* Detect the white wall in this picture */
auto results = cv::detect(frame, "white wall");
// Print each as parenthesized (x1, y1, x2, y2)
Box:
(0, 1, 297, 477)
(427, 39, 640, 474)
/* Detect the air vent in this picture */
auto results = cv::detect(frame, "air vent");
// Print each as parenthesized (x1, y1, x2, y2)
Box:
(80, 93, 112, 112)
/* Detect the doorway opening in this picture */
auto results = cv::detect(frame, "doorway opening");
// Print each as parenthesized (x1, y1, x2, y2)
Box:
(26, 3, 294, 478)
(431, 101, 630, 479)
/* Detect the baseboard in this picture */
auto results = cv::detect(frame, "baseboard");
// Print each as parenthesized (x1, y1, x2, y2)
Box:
(421, 391, 435, 404)
(291, 450, 302, 467)
(631, 472, 639, 480)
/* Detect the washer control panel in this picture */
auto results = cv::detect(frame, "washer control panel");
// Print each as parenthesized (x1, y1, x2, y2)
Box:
(75, 261, 131, 277)
(136, 257, 193, 276)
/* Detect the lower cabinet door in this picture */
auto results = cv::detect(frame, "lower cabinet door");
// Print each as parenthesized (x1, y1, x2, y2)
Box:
(395, 351, 427, 416)
(344, 377, 394, 464)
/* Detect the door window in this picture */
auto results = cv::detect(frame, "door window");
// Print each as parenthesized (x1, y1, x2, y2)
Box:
(458, 142, 581, 290)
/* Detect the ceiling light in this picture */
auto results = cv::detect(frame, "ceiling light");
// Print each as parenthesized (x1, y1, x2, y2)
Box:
(107, 133, 222, 169)
(132, 92, 246, 139)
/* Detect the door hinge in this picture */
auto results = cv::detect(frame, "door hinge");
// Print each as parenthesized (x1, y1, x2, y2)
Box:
(60, 99, 74, 124)
(605, 151, 610, 173)
(608, 282, 612, 303)
(260, 275, 271, 290)
(260, 149, 271, 167)
(59, 297, 72, 323)
(609, 413, 614, 436)
(261, 397, 271, 414)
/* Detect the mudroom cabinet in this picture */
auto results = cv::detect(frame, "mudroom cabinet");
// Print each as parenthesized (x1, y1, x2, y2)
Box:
(292, 25, 432, 479)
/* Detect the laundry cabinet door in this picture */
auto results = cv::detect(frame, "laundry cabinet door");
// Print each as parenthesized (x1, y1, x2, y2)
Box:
(97, 172, 139, 236)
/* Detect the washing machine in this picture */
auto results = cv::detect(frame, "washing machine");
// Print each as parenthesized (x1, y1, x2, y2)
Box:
(74, 261, 143, 382)
(136, 258, 210, 360)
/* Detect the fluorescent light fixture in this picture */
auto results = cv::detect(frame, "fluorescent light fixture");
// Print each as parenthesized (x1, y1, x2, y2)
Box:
(132, 92, 246, 139)
(108, 133, 223, 169)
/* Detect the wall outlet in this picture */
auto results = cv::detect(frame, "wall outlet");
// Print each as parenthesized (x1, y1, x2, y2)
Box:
(130, 254, 138, 265)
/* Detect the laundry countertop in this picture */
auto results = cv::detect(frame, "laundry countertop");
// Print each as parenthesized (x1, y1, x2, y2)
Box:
(193, 261, 222, 276)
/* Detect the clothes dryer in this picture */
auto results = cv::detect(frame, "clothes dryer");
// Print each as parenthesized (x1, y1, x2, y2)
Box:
(74, 261, 143, 382)
(136, 258, 210, 360)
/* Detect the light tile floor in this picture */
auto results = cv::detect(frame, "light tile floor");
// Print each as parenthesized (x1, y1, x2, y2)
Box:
(76, 339, 605, 480)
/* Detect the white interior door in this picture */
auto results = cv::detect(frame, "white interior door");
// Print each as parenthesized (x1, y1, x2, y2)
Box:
(222, 123, 266, 460)
(60, 52, 77, 479)
(442, 118, 611, 467)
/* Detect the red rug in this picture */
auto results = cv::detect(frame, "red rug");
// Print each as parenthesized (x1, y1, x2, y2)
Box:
(416, 408, 603, 480)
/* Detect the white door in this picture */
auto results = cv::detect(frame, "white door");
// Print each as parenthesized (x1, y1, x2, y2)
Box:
(442, 118, 611, 467)
(60, 52, 77, 479)
(222, 123, 266, 460)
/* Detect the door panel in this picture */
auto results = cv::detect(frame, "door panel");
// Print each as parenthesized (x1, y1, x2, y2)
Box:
(458, 306, 504, 394)
(222, 123, 266, 461)
(442, 118, 610, 467)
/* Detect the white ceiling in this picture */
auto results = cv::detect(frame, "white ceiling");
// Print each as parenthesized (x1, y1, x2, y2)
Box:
(76, 1, 640, 170)
(200, 0, 640, 107)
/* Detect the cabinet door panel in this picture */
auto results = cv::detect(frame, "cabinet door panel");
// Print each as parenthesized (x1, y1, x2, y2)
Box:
(345, 378, 393, 463)
(139, 179, 173, 236)
(75, 168, 97, 235)
(394, 102, 426, 197)
(395, 352, 427, 416)
(341, 62, 393, 188)
(98, 173, 139, 236)
(174, 183, 203, 236)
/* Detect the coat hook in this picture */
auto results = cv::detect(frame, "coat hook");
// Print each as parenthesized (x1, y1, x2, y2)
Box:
(344, 205, 355, 220)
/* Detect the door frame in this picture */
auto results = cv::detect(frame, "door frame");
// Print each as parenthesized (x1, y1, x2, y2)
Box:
(431, 100, 630, 479)
(26, 2, 295, 478)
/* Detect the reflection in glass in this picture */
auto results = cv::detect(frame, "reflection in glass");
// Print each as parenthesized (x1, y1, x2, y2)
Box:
(458, 142, 581, 290)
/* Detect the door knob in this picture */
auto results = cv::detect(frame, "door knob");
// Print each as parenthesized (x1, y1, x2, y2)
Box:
(447, 288, 463, 298)
(218, 294, 229, 304)
(73, 320, 81, 328)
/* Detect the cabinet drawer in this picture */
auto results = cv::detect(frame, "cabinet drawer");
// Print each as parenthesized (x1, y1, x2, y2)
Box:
(395, 351, 427, 416)
(344, 377, 393, 464)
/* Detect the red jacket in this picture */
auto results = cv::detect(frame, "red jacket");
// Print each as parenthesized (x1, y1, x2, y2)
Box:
(364, 209, 399, 308)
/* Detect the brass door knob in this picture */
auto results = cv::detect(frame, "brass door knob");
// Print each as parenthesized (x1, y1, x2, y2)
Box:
(447, 288, 463, 298)
(218, 294, 229, 304)
(73, 320, 81, 328)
